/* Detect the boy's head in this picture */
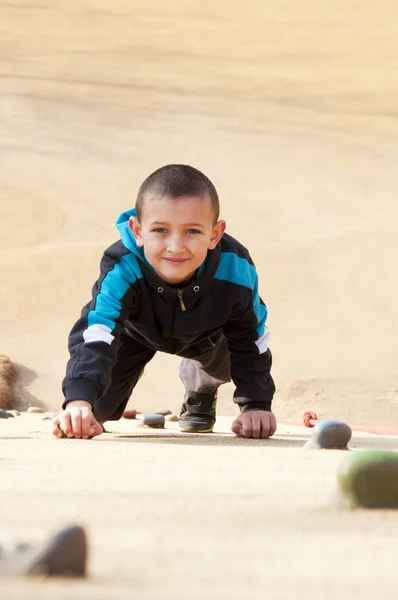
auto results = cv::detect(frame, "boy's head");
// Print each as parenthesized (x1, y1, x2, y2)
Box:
(129, 165, 226, 285)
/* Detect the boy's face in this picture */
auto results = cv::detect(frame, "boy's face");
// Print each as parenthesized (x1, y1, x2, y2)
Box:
(129, 195, 226, 285)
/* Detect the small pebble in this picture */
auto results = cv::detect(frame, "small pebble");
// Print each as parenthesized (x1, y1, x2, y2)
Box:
(0, 409, 10, 419)
(42, 412, 59, 421)
(165, 413, 179, 422)
(154, 409, 172, 416)
(303, 420, 352, 450)
(337, 450, 398, 509)
(7, 410, 21, 417)
(122, 409, 137, 419)
(27, 407, 44, 414)
(141, 414, 165, 428)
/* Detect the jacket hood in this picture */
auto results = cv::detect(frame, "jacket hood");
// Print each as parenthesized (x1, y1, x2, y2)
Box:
(116, 208, 148, 263)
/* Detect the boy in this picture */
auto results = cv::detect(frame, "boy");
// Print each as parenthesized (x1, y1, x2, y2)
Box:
(52, 165, 276, 440)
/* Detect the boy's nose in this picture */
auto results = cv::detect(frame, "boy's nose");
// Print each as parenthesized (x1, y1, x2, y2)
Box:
(167, 236, 185, 253)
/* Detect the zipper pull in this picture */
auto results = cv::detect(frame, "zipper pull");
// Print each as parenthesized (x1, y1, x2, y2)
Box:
(177, 289, 186, 312)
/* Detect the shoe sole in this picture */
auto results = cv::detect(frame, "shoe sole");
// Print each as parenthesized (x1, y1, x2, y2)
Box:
(179, 425, 214, 433)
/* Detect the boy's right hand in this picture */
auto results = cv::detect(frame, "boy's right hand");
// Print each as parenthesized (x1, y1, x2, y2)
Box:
(51, 400, 103, 439)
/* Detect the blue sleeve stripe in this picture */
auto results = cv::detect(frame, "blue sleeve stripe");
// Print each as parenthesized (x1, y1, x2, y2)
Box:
(252, 276, 268, 335)
(215, 252, 267, 337)
(87, 254, 143, 331)
(214, 252, 257, 290)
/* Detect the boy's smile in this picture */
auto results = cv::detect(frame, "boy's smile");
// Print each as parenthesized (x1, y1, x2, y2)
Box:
(129, 195, 226, 285)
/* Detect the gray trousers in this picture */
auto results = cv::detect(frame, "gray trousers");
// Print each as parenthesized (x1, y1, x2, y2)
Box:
(94, 331, 231, 423)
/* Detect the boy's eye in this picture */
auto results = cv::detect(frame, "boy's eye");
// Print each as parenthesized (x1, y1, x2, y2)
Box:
(152, 228, 167, 233)
(186, 229, 201, 235)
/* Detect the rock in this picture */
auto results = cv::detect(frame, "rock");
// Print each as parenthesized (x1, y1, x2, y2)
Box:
(141, 414, 165, 428)
(0, 354, 16, 411)
(337, 450, 398, 509)
(0, 525, 87, 577)
(154, 409, 172, 416)
(122, 409, 137, 419)
(0, 409, 10, 419)
(303, 420, 352, 450)
(42, 412, 59, 421)
(165, 413, 179, 422)
(7, 410, 21, 417)
(27, 407, 44, 414)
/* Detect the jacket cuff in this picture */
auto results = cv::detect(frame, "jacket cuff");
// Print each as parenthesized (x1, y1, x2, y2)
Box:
(239, 401, 272, 413)
(62, 379, 99, 410)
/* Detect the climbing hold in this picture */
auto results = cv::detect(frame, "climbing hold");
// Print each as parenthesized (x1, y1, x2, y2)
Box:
(303, 420, 352, 450)
(165, 414, 179, 422)
(337, 450, 398, 509)
(27, 407, 44, 414)
(0, 525, 87, 577)
(0, 409, 10, 419)
(303, 410, 318, 428)
(7, 410, 20, 417)
(141, 414, 165, 428)
(154, 409, 172, 416)
(122, 409, 137, 419)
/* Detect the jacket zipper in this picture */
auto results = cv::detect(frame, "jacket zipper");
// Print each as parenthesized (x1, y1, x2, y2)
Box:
(177, 289, 186, 311)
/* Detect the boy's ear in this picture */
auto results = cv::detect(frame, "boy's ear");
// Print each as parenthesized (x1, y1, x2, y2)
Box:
(208, 220, 226, 250)
(129, 217, 144, 247)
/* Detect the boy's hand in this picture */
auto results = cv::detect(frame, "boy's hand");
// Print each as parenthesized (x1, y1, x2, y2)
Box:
(231, 410, 277, 439)
(51, 400, 103, 439)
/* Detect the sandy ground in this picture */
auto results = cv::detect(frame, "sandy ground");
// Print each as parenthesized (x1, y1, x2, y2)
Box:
(1, 0, 398, 597)
(1, 414, 398, 599)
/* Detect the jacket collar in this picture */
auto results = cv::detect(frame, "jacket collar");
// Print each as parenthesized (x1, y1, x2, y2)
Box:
(137, 245, 221, 307)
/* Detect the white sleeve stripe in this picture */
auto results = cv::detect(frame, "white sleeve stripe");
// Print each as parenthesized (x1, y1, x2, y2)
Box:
(255, 328, 270, 354)
(83, 324, 114, 345)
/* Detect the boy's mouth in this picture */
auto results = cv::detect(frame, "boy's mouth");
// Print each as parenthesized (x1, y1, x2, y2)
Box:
(163, 257, 189, 265)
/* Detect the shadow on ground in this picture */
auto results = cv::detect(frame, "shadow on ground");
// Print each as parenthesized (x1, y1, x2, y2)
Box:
(94, 431, 398, 451)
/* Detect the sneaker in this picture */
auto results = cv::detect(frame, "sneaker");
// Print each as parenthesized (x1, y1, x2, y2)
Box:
(179, 390, 218, 433)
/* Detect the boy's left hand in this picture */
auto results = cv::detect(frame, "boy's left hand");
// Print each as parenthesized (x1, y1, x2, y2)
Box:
(231, 410, 277, 439)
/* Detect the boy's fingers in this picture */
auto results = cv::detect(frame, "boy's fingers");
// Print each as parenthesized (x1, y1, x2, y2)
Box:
(260, 414, 277, 438)
(269, 415, 277, 437)
(89, 420, 104, 438)
(70, 409, 82, 439)
(242, 417, 253, 438)
(231, 417, 242, 434)
(51, 416, 62, 438)
(61, 412, 72, 436)
(260, 419, 271, 439)
(80, 407, 93, 439)
(250, 413, 261, 439)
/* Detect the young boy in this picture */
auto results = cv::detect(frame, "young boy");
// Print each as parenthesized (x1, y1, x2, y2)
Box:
(52, 165, 276, 440)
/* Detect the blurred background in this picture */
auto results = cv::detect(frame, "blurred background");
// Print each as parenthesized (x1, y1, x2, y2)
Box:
(1, 1, 398, 422)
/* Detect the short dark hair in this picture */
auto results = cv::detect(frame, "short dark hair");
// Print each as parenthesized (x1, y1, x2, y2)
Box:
(135, 164, 219, 223)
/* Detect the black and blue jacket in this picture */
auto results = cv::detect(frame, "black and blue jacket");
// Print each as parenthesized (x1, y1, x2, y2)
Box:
(62, 209, 275, 412)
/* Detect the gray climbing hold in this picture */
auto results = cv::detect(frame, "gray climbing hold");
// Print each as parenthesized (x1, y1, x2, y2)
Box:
(0, 525, 87, 577)
(0, 409, 10, 419)
(303, 419, 352, 450)
(141, 414, 165, 428)
(337, 450, 398, 508)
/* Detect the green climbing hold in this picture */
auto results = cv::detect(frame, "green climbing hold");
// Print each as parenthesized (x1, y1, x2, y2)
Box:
(337, 450, 398, 509)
